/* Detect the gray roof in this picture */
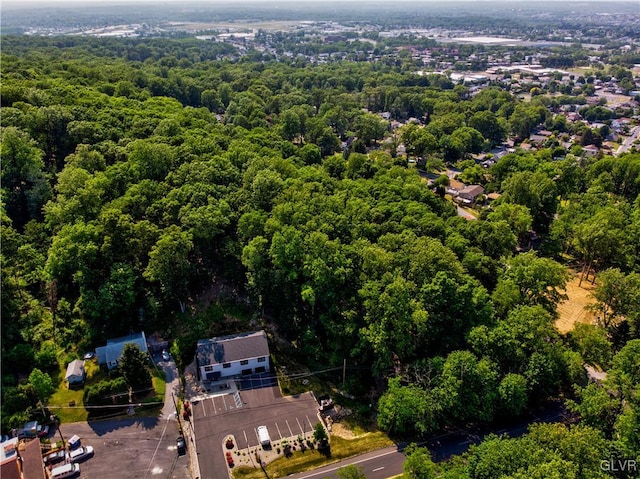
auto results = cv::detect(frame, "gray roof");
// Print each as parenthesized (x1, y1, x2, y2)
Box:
(459, 184, 485, 197)
(65, 359, 85, 380)
(197, 331, 269, 367)
(96, 332, 148, 366)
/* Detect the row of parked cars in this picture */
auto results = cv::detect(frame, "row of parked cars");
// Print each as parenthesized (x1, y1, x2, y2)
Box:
(43, 435, 94, 478)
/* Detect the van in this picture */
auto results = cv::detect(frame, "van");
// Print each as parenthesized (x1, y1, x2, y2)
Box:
(257, 426, 271, 447)
(50, 462, 80, 478)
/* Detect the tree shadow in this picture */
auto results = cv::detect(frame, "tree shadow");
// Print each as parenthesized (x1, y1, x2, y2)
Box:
(87, 416, 160, 436)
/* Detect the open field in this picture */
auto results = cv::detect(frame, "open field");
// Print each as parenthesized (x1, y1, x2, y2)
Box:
(556, 273, 597, 334)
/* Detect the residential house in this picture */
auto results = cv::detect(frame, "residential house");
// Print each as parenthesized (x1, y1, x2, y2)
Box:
(96, 332, 148, 370)
(18, 438, 46, 479)
(582, 145, 600, 158)
(0, 437, 46, 479)
(65, 360, 86, 388)
(458, 185, 485, 204)
(1, 437, 20, 479)
(196, 331, 270, 381)
(445, 178, 466, 197)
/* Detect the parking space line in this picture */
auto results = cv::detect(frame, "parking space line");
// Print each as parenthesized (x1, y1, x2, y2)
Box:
(306, 415, 314, 429)
(211, 397, 216, 414)
(201, 399, 207, 417)
(285, 420, 293, 437)
(243, 430, 249, 448)
(295, 417, 304, 434)
(275, 423, 283, 439)
(222, 395, 228, 411)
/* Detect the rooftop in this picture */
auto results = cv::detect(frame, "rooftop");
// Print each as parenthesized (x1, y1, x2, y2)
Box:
(197, 331, 269, 366)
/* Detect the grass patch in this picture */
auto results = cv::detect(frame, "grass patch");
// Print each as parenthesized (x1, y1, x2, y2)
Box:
(232, 432, 393, 479)
(48, 360, 104, 423)
(151, 369, 166, 400)
(49, 361, 167, 423)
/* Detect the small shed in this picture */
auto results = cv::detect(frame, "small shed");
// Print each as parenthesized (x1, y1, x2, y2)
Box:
(65, 360, 86, 388)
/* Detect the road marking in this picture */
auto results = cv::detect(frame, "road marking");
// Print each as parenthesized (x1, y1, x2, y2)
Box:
(306, 415, 314, 429)
(211, 397, 217, 414)
(201, 399, 207, 417)
(243, 430, 249, 448)
(296, 417, 304, 434)
(372, 467, 384, 472)
(142, 415, 171, 479)
(275, 423, 283, 439)
(222, 395, 228, 411)
(285, 420, 294, 437)
(296, 449, 398, 478)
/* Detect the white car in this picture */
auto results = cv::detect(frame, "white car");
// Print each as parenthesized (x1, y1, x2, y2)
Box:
(68, 445, 94, 463)
(257, 426, 271, 447)
(162, 350, 170, 361)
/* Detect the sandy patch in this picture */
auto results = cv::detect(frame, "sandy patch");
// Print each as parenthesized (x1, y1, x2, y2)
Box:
(330, 423, 357, 439)
(556, 273, 597, 334)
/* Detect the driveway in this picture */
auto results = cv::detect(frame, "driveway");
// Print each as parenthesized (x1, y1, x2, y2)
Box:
(191, 385, 320, 479)
(54, 354, 190, 479)
(457, 206, 477, 220)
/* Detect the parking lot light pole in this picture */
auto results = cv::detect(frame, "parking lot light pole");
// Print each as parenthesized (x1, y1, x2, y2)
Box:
(50, 415, 65, 451)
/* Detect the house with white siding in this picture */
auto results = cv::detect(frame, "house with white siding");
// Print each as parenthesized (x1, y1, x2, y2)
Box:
(196, 331, 270, 381)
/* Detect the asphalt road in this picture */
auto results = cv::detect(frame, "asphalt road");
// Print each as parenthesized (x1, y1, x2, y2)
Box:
(285, 446, 404, 479)
(616, 125, 640, 155)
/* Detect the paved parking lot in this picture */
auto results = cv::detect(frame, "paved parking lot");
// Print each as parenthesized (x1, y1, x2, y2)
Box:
(57, 417, 190, 479)
(191, 385, 321, 479)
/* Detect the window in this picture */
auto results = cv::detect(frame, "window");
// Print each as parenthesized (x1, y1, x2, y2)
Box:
(240, 360, 249, 365)
(257, 357, 266, 362)
(223, 363, 231, 368)
(204, 365, 213, 372)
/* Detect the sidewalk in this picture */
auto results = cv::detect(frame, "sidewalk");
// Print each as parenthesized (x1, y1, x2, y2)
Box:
(161, 357, 202, 479)
(181, 415, 202, 479)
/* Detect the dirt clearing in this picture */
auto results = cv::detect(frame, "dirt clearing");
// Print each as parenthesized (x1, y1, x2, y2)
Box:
(556, 272, 597, 334)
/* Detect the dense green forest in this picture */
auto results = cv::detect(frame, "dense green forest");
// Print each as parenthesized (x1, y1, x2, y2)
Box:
(1, 36, 639, 477)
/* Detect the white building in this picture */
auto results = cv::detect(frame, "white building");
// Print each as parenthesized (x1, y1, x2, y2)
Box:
(197, 331, 270, 381)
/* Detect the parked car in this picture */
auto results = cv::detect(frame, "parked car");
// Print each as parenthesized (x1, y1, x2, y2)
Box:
(83, 352, 95, 360)
(257, 426, 271, 447)
(43, 450, 67, 466)
(68, 445, 93, 463)
(176, 436, 186, 456)
(67, 434, 81, 450)
(162, 350, 170, 361)
(23, 420, 47, 438)
(49, 462, 80, 479)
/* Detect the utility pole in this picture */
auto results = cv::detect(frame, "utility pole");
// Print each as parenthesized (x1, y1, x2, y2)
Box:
(50, 415, 65, 451)
(172, 393, 182, 434)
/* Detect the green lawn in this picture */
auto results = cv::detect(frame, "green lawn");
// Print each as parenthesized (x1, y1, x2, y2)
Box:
(233, 432, 393, 479)
(49, 361, 166, 423)
(48, 360, 103, 423)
